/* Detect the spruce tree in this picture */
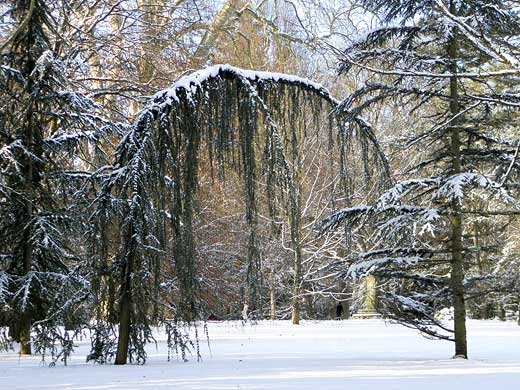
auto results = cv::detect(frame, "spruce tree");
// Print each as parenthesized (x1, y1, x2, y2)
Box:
(0, 0, 111, 357)
(320, 0, 520, 358)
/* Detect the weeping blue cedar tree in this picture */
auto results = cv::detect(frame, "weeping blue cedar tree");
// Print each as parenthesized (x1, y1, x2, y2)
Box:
(91, 65, 389, 364)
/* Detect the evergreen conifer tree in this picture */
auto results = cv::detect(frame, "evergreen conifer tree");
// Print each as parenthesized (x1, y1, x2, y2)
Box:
(0, 0, 112, 358)
(320, 0, 520, 358)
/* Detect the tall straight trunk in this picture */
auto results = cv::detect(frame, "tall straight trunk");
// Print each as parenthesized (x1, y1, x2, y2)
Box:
(291, 243, 302, 324)
(290, 194, 302, 325)
(290, 135, 303, 325)
(448, 0, 468, 358)
(270, 287, 276, 321)
(270, 271, 276, 320)
(337, 259, 350, 319)
(115, 289, 131, 365)
(304, 292, 314, 319)
(115, 270, 132, 364)
(115, 228, 136, 365)
(18, 317, 32, 355)
(17, 11, 38, 351)
(517, 297, 520, 326)
(19, 114, 34, 355)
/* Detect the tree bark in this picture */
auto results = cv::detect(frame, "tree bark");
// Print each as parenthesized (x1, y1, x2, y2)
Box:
(115, 268, 132, 364)
(517, 297, 520, 326)
(18, 112, 34, 355)
(270, 271, 276, 320)
(290, 195, 302, 325)
(18, 317, 32, 355)
(115, 286, 131, 365)
(270, 288, 276, 321)
(448, 0, 468, 358)
(14, 0, 39, 354)
(304, 293, 314, 319)
(194, 0, 242, 62)
(291, 246, 301, 324)
(115, 228, 136, 365)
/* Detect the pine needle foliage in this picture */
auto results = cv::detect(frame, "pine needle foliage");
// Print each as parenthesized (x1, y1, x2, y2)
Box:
(1, 0, 116, 358)
(321, 0, 520, 357)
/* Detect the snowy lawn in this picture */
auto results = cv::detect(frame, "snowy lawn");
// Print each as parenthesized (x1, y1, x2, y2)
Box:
(1, 319, 520, 389)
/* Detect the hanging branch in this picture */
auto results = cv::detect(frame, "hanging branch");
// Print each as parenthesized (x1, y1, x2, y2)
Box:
(92, 64, 389, 363)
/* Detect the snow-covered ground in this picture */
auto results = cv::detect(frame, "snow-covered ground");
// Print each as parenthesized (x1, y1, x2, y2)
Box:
(1, 319, 520, 389)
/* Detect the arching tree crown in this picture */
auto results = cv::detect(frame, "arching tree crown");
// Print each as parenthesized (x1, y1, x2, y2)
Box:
(90, 64, 389, 363)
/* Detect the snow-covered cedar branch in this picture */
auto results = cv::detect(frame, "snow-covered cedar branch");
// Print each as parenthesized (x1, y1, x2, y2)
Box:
(91, 63, 390, 363)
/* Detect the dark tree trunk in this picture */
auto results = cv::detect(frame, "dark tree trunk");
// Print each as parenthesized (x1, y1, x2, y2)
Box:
(448, 0, 467, 359)
(115, 228, 136, 365)
(290, 210, 302, 325)
(290, 163, 303, 325)
(12, 0, 42, 355)
(304, 293, 314, 320)
(115, 291, 131, 365)
(270, 271, 276, 320)
(19, 119, 34, 355)
(18, 317, 32, 355)
(517, 299, 520, 326)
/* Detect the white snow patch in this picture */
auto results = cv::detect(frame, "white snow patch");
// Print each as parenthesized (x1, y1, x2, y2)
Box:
(2, 320, 520, 389)
(151, 64, 339, 109)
